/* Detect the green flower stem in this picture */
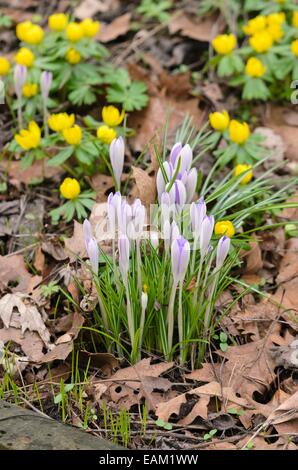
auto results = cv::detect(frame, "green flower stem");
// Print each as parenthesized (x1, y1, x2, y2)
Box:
(136, 238, 142, 295)
(178, 280, 184, 365)
(138, 295, 146, 361)
(193, 256, 203, 307)
(124, 278, 135, 348)
(167, 280, 178, 359)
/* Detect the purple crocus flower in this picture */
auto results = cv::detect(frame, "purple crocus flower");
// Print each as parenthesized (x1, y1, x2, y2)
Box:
(200, 215, 214, 257)
(86, 238, 99, 275)
(216, 236, 230, 269)
(163, 220, 180, 250)
(167, 180, 187, 211)
(40, 71, 52, 101)
(110, 137, 125, 190)
(190, 197, 206, 239)
(14, 65, 27, 99)
(118, 234, 130, 281)
(178, 144, 193, 173)
(107, 191, 121, 235)
(169, 142, 183, 167)
(83, 219, 93, 250)
(184, 167, 197, 203)
(129, 198, 145, 240)
(171, 235, 190, 285)
(118, 200, 132, 235)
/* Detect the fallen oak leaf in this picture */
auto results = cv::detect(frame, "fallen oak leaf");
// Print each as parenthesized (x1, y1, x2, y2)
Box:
(98, 13, 131, 43)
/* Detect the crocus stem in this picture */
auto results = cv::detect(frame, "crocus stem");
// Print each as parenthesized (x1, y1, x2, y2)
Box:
(202, 270, 219, 356)
(190, 238, 198, 275)
(43, 103, 49, 137)
(112, 238, 120, 293)
(193, 256, 203, 307)
(17, 102, 23, 130)
(95, 285, 109, 333)
(178, 280, 184, 365)
(136, 238, 142, 295)
(138, 298, 146, 361)
(124, 279, 135, 347)
(167, 280, 178, 358)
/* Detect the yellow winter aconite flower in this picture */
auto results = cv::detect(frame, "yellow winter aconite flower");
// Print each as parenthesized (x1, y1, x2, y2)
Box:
(209, 110, 230, 131)
(245, 57, 266, 77)
(22, 83, 38, 98)
(65, 48, 81, 64)
(291, 39, 298, 57)
(292, 12, 298, 28)
(63, 125, 82, 146)
(15, 47, 35, 67)
(16, 21, 33, 41)
(97, 125, 117, 144)
(66, 22, 83, 42)
(229, 120, 250, 144)
(15, 121, 41, 150)
(0, 57, 10, 75)
(214, 220, 235, 238)
(243, 15, 266, 35)
(234, 164, 253, 184)
(267, 12, 285, 26)
(81, 18, 100, 37)
(23, 24, 44, 44)
(249, 30, 273, 53)
(48, 113, 75, 132)
(102, 106, 125, 127)
(266, 24, 284, 42)
(48, 13, 68, 31)
(60, 178, 81, 199)
(212, 34, 236, 55)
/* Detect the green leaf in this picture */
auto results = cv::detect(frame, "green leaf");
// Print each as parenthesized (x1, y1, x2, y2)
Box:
(220, 332, 227, 343)
(107, 80, 148, 111)
(220, 342, 228, 352)
(75, 147, 94, 165)
(21, 153, 34, 169)
(68, 86, 96, 105)
(47, 146, 74, 166)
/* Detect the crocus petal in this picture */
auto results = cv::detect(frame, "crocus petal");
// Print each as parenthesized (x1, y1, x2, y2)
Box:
(171, 236, 190, 284)
(83, 219, 93, 250)
(87, 238, 99, 275)
(14, 65, 27, 98)
(156, 162, 173, 201)
(110, 137, 125, 189)
(190, 197, 206, 239)
(179, 144, 193, 173)
(169, 142, 183, 167)
(216, 236, 230, 269)
(200, 215, 214, 257)
(185, 168, 197, 203)
(40, 71, 52, 100)
(118, 234, 130, 280)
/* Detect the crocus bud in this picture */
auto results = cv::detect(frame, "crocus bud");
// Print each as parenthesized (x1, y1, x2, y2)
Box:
(141, 291, 148, 310)
(14, 65, 27, 99)
(190, 197, 206, 239)
(171, 236, 190, 285)
(150, 231, 159, 250)
(163, 220, 180, 250)
(179, 144, 193, 173)
(184, 168, 197, 203)
(130, 199, 145, 239)
(167, 180, 187, 211)
(200, 215, 214, 257)
(216, 236, 230, 269)
(118, 234, 130, 281)
(86, 238, 99, 275)
(83, 219, 93, 250)
(107, 191, 121, 235)
(156, 162, 173, 201)
(110, 137, 125, 190)
(40, 71, 52, 101)
(169, 142, 183, 167)
(118, 200, 132, 235)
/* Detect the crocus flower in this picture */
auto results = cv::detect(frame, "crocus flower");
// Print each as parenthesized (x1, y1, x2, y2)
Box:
(163, 220, 180, 250)
(177, 144, 193, 173)
(110, 137, 124, 190)
(190, 197, 207, 239)
(40, 71, 52, 101)
(150, 231, 159, 250)
(130, 199, 145, 240)
(171, 236, 190, 285)
(200, 215, 214, 257)
(107, 191, 121, 236)
(216, 236, 230, 269)
(118, 234, 130, 281)
(156, 162, 173, 201)
(14, 64, 27, 99)
(83, 219, 93, 250)
(118, 201, 132, 235)
(169, 142, 183, 167)
(86, 238, 99, 275)
(183, 167, 197, 203)
(167, 180, 187, 211)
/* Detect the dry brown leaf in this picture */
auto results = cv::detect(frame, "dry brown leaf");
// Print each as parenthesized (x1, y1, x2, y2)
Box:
(254, 127, 286, 169)
(130, 166, 156, 209)
(98, 13, 131, 42)
(75, 0, 120, 18)
(64, 221, 86, 262)
(0, 293, 50, 346)
(0, 254, 41, 294)
(242, 238, 263, 274)
(169, 12, 222, 42)
(0, 328, 44, 363)
(264, 104, 298, 162)
(0, 160, 62, 188)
